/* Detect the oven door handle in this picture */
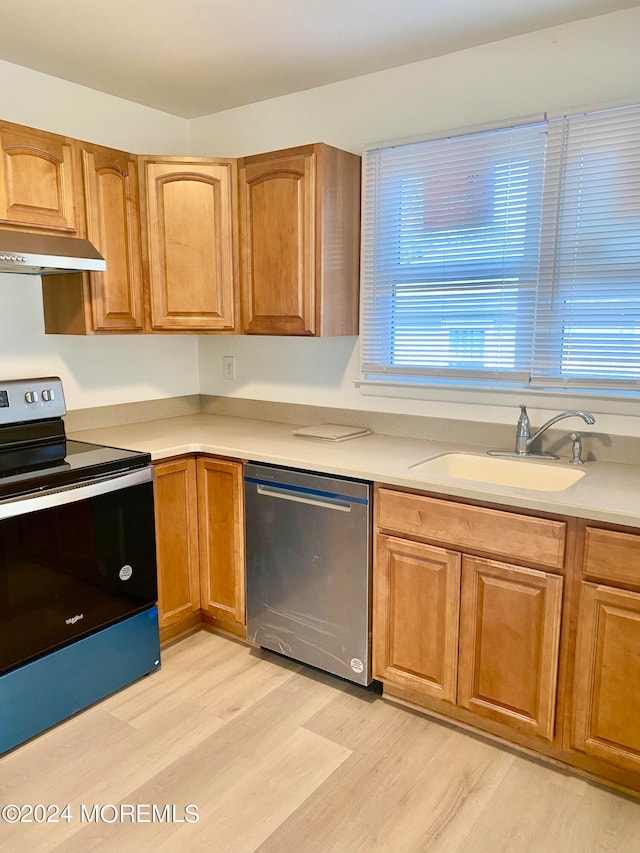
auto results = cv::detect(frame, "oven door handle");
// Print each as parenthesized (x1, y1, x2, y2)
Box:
(0, 467, 153, 521)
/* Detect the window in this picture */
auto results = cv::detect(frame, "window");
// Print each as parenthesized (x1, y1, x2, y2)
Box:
(361, 104, 640, 392)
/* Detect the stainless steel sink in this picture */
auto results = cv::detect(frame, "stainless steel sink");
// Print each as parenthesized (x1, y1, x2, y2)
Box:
(409, 453, 586, 492)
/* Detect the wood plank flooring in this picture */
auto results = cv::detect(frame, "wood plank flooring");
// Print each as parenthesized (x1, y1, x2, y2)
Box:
(1, 630, 639, 852)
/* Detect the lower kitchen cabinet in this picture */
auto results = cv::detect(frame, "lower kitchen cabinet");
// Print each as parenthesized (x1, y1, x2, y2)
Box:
(373, 535, 563, 741)
(567, 522, 640, 782)
(457, 556, 563, 741)
(153, 457, 201, 639)
(373, 486, 640, 794)
(197, 456, 246, 634)
(572, 582, 640, 773)
(153, 455, 245, 642)
(373, 487, 566, 744)
(373, 534, 460, 703)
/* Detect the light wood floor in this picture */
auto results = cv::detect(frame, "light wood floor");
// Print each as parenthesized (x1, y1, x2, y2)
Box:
(1, 630, 639, 853)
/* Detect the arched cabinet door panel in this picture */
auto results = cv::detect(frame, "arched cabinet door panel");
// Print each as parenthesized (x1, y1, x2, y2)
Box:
(0, 121, 77, 233)
(238, 143, 361, 337)
(142, 157, 238, 332)
(43, 142, 145, 335)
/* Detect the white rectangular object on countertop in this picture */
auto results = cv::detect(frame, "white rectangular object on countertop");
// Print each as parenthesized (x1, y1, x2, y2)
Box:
(292, 423, 371, 442)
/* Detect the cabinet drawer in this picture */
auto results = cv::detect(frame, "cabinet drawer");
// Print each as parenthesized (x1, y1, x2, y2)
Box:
(376, 488, 566, 570)
(582, 527, 640, 587)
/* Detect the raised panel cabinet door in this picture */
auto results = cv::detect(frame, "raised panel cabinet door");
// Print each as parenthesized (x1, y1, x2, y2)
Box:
(153, 458, 200, 631)
(42, 144, 146, 335)
(0, 123, 77, 232)
(197, 457, 246, 633)
(81, 145, 145, 331)
(373, 534, 461, 703)
(458, 556, 563, 741)
(239, 150, 316, 334)
(143, 158, 237, 331)
(572, 583, 640, 772)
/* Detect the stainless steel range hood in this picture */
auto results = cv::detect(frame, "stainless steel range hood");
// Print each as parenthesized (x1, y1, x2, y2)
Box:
(0, 230, 106, 275)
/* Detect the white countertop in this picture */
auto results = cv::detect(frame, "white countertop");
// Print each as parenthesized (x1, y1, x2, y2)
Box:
(69, 412, 640, 527)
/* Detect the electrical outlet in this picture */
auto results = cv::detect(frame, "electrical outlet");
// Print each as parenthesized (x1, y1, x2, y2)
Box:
(222, 355, 236, 380)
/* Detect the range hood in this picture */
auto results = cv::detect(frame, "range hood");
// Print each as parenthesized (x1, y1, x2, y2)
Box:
(0, 230, 106, 275)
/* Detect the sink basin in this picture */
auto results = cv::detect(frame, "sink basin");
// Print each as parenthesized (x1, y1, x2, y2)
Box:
(409, 453, 586, 492)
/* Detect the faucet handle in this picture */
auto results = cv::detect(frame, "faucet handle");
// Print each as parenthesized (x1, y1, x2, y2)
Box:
(569, 432, 583, 465)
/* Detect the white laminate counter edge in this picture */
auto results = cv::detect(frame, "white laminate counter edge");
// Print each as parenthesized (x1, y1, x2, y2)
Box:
(69, 412, 640, 528)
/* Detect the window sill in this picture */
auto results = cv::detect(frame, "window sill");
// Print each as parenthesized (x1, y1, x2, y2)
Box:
(355, 377, 640, 418)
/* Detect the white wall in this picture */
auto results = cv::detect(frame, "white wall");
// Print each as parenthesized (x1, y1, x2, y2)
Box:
(193, 7, 640, 435)
(0, 59, 188, 153)
(0, 275, 198, 410)
(0, 61, 199, 410)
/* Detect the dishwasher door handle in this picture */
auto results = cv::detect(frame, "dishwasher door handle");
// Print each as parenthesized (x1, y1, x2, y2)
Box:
(255, 483, 352, 512)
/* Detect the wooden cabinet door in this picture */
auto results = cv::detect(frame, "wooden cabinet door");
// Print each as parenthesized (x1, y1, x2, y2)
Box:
(0, 122, 77, 233)
(80, 144, 145, 331)
(197, 457, 245, 634)
(373, 534, 461, 703)
(458, 556, 563, 741)
(42, 143, 145, 334)
(239, 143, 361, 336)
(143, 157, 237, 331)
(572, 583, 640, 772)
(239, 148, 316, 335)
(153, 457, 201, 636)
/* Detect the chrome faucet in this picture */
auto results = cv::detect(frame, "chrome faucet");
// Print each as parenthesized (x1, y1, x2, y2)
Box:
(489, 405, 596, 459)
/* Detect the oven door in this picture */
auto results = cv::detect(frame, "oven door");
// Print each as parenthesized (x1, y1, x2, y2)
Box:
(0, 467, 157, 676)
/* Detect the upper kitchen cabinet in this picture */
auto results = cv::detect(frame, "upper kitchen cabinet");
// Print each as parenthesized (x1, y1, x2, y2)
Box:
(238, 143, 361, 336)
(0, 121, 78, 234)
(141, 156, 238, 332)
(42, 142, 145, 334)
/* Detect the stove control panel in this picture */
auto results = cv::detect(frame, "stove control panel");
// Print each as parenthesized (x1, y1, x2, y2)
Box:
(0, 377, 66, 425)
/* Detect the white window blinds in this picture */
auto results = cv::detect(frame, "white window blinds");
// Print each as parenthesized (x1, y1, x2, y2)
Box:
(361, 104, 640, 392)
(533, 104, 640, 389)
(361, 121, 548, 384)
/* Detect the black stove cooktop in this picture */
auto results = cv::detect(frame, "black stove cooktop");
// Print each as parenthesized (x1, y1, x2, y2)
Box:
(0, 439, 151, 501)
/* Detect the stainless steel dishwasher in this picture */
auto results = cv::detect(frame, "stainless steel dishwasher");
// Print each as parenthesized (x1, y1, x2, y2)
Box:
(244, 462, 372, 685)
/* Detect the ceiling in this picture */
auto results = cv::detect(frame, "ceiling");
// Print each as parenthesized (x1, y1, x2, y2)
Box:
(0, 0, 637, 118)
